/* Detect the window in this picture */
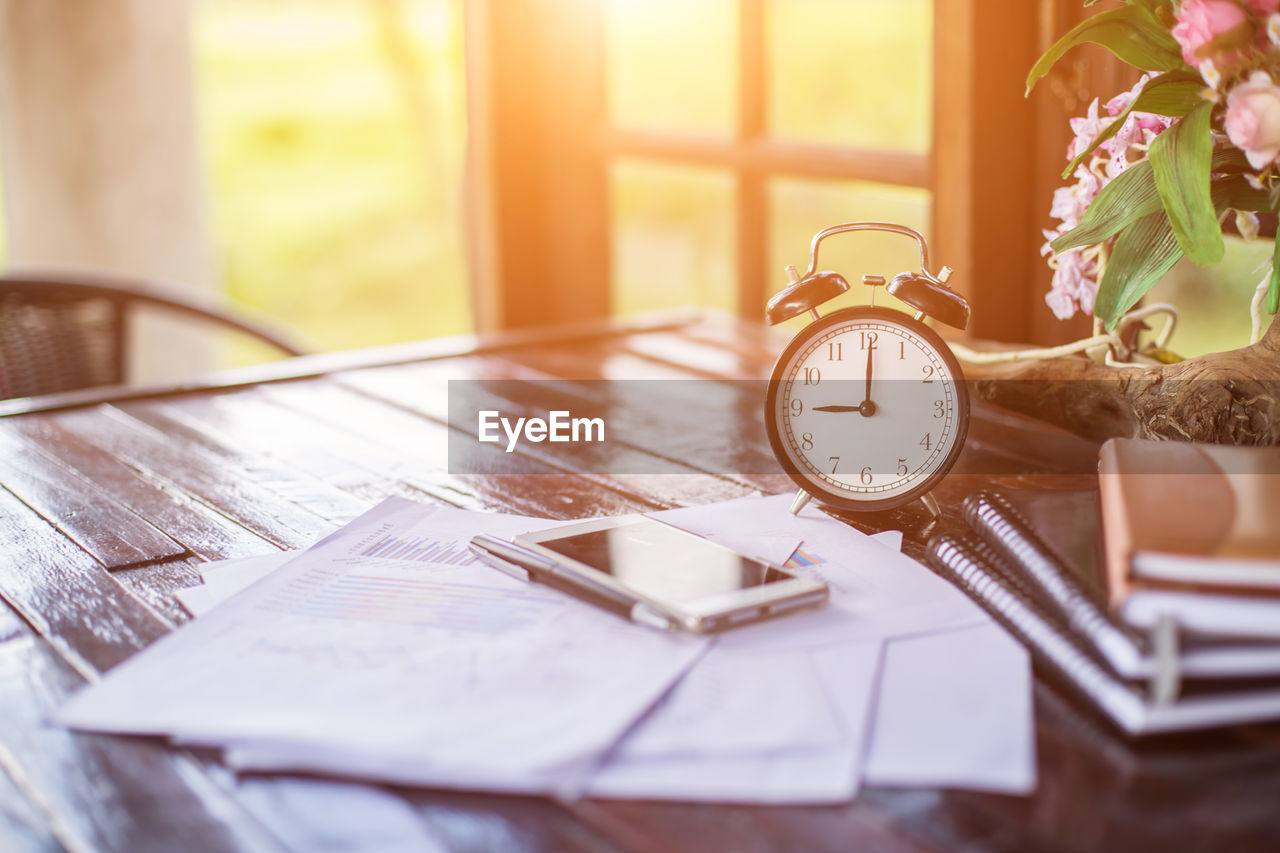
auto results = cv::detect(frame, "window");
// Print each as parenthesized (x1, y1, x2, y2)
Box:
(469, 0, 943, 331)
(195, 0, 1059, 349)
(469, 0, 1057, 343)
(604, 0, 932, 328)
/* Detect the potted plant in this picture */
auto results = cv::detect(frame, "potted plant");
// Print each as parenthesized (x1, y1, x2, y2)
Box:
(970, 0, 1280, 444)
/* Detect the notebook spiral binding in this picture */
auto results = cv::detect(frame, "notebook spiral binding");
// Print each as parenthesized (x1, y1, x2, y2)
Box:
(926, 533, 1148, 735)
(963, 494, 1148, 669)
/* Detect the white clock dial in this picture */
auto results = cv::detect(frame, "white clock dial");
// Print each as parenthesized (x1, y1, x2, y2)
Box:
(766, 307, 968, 510)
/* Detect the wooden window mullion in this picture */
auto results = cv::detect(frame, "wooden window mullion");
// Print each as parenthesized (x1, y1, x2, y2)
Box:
(737, 0, 768, 318)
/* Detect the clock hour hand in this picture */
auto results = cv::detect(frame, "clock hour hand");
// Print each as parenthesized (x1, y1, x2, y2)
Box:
(812, 405, 862, 413)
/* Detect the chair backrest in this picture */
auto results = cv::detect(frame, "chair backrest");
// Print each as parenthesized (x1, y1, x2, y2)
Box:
(0, 288, 127, 398)
(0, 273, 305, 400)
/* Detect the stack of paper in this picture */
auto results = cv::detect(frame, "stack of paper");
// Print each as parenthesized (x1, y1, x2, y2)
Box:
(61, 494, 1036, 803)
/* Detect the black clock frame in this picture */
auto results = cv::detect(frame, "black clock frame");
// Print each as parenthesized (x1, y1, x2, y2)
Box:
(764, 305, 970, 513)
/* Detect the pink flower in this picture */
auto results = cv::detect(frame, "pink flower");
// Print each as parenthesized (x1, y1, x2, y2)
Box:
(1249, 0, 1280, 16)
(1225, 71, 1280, 168)
(1041, 76, 1174, 321)
(1172, 0, 1248, 65)
(1067, 99, 1105, 160)
(1045, 285, 1077, 321)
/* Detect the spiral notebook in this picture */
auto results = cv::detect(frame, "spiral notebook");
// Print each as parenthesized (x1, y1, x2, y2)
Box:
(925, 492, 1280, 736)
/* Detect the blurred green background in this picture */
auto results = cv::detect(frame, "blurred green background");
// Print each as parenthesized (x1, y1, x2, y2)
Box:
(195, 0, 470, 357)
(1, 0, 1239, 366)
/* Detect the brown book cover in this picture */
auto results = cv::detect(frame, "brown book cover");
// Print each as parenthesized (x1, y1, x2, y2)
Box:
(1099, 439, 1280, 607)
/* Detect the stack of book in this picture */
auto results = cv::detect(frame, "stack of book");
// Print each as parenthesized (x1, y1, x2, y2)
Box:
(926, 438, 1280, 736)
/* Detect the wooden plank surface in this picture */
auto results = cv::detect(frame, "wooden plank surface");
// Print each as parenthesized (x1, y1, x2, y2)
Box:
(0, 487, 169, 677)
(0, 633, 281, 853)
(0, 429, 185, 569)
(45, 406, 334, 551)
(6, 416, 277, 562)
(2, 316, 1279, 851)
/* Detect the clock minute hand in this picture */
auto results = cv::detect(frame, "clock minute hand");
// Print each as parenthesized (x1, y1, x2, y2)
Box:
(860, 343, 877, 417)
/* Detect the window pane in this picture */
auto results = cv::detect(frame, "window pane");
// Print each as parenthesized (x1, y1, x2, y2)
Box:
(769, 178, 931, 326)
(767, 0, 931, 152)
(195, 0, 469, 360)
(606, 0, 736, 135)
(611, 161, 736, 316)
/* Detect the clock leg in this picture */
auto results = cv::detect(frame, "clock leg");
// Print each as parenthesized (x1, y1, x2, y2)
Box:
(919, 492, 941, 518)
(788, 489, 812, 516)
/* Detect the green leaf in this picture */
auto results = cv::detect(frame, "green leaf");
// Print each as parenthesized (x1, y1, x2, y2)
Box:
(1053, 161, 1160, 253)
(1027, 7, 1184, 96)
(1059, 70, 1205, 180)
(1052, 149, 1246, 254)
(1094, 211, 1184, 330)
(1129, 75, 1205, 117)
(1211, 175, 1271, 213)
(1148, 102, 1222, 265)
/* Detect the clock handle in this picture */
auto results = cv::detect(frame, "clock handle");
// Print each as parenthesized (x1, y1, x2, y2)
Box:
(803, 222, 943, 282)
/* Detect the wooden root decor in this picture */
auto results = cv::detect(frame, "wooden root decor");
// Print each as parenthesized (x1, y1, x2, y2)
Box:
(964, 319, 1280, 445)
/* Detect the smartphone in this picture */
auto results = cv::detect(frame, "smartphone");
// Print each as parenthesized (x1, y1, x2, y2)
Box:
(491, 515, 828, 633)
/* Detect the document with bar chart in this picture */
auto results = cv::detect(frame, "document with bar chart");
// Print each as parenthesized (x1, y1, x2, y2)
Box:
(178, 506, 516, 617)
(59, 497, 710, 791)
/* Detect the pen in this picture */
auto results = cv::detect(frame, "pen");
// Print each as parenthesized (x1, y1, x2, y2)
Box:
(468, 535, 558, 581)
(468, 534, 675, 629)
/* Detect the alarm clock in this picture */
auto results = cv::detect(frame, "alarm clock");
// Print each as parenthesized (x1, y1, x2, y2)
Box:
(764, 222, 970, 516)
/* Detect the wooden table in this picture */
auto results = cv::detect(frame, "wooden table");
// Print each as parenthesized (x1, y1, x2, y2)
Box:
(2, 312, 1278, 852)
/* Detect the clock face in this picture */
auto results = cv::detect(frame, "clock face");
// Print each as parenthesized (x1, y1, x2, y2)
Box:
(765, 306, 969, 511)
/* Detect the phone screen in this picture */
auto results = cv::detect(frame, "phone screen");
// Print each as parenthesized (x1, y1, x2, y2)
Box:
(536, 518, 794, 606)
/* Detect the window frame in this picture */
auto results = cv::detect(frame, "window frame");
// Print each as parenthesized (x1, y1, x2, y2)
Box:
(467, 0, 1078, 344)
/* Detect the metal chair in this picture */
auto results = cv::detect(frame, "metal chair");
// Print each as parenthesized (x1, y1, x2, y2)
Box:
(0, 271, 307, 400)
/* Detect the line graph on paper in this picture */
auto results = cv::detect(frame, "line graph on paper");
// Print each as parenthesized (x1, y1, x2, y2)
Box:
(358, 534, 479, 566)
(286, 573, 556, 633)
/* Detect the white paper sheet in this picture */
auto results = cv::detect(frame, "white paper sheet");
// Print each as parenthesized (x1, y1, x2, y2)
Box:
(163, 493, 1033, 801)
(232, 776, 449, 853)
(654, 494, 987, 653)
(606, 649, 844, 758)
(869, 529, 904, 553)
(177, 532, 800, 619)
(583, 640, 883, 804)
(706, 532, 803, 566)
(862, 622, 1037, 794)
(177, 552, 293, 617)
(61, 498, 709, 789)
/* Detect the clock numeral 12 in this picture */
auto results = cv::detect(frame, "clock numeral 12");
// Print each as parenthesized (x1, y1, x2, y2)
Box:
(859, 332, 878, 350)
